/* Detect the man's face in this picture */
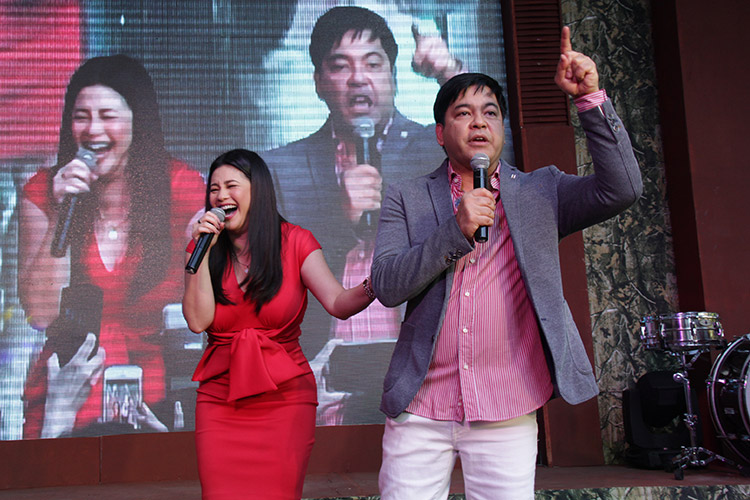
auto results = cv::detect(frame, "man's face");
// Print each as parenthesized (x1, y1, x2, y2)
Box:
(314, 29, 396, 132)
(436, 85, 505, 174)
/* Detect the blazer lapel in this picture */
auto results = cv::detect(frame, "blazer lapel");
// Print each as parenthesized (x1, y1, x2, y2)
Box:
(380, 112, 411, 184)
(426, 160, 454, 227)
(303, 120, 339, 208)
(498, 161, 525, 267)
(425, 160, 458, 297)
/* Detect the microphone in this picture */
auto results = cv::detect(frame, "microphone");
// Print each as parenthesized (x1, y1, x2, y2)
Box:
(471, 153, 491, 243)
(185, 207, 226, 274)
(51, 147, 98, 258)
(352, 117, 379, 230)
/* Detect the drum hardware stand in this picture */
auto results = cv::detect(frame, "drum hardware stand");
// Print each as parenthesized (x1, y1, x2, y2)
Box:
(669, 350, 747, 480)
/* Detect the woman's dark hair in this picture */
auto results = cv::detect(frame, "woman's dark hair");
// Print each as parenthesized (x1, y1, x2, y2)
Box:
(54, 54, 171, 303)
(206, 149, 285, 312)
(433, 73, 507, 125)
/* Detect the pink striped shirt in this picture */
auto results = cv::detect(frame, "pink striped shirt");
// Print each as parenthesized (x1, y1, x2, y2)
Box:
(405, 162, 553, 422)
(574, 89, 608, 112)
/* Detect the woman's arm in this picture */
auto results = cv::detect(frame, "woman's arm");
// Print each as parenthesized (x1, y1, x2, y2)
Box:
(18, 197, 71, 329)
(181, 213, 222, 333)
(301, 249, 374, 320)
(20, 158, 101, 329)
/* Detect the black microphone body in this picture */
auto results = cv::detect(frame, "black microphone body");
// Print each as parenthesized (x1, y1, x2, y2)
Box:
(185, 207, 226, 274)
(351, 117, 379, 230)
(471, 153, 491, 243)
(51, 147, 98, 258)
(355, 133, 371, 167)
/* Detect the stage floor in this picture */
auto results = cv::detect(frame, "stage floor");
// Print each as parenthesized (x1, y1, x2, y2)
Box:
(0, 464, 749, 499)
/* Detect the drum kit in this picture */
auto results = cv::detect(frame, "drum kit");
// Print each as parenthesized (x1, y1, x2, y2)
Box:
(640, 311, 750, 479)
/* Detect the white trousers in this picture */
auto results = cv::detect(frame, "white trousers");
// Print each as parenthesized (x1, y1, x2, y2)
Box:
(379, 412, 538, 500)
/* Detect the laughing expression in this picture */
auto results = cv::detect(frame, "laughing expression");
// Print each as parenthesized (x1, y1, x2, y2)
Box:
(209, 165, 252, 233)
(436, 85, 505, 174)
(314, 29, 396, 134)
(71, 85, 133, 177)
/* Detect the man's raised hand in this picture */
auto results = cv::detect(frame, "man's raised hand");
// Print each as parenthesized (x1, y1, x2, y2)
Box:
(554, 26, 599, 98)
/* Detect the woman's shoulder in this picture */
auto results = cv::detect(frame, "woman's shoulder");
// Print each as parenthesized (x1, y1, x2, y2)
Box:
(22, 168, 53, 210)
(168, 158, 205, 185)
(167, 158, 206, 213)
(281, 222, 321, 256)
(24, 167, 52, 190)
(281, 221, 314, 241)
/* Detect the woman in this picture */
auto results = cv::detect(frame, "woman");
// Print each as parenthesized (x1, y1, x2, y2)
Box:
(19, 55, 206, 438)
(183, 149, 374, 499)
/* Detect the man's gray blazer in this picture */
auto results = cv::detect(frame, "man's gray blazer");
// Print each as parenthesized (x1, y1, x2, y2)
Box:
(371, 99, 643, 419)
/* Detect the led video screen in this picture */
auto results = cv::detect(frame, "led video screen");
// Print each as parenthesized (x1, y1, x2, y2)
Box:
(0, 0, 510, 439)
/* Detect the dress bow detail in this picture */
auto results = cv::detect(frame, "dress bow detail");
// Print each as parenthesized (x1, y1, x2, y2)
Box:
(192, 328, 306, 402)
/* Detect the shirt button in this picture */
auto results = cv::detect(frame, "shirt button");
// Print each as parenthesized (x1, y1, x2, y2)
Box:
(463, 363, 469, 370)
(462, 327, 468, 333)
(469, 258, 476, 264)
(464, 291, 470, 297)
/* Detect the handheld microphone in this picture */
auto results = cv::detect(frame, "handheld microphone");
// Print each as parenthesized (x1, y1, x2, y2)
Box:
(352, 117, 379, 229)
(185, 207, 226, 274)
(471, 153, 491, 243)
(51, 147, 98, 258)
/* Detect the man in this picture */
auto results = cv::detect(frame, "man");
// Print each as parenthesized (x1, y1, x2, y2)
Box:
(266, 6, 460, 292)
(263, 6, 462, 423)
(371, 27, 642, 499)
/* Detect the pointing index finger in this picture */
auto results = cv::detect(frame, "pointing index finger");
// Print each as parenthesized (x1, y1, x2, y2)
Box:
(411, 23, 422, 42)
(560, 26, 572, 54)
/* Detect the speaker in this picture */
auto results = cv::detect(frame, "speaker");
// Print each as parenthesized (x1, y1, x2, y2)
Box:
(623, 371, 700, 469)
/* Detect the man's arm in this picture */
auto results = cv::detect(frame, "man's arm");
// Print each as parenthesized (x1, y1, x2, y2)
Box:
(554, 100, 643, 237)
(553, 27, 643, 235)
(371, 183, 473, 307)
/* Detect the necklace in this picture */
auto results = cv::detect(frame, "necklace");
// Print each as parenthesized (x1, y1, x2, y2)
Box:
(96, 216, 126, 241)
(234, 255, 250, 274)
(107, 225, 120, 241)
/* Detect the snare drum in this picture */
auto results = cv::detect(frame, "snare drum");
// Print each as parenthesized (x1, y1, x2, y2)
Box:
(708, 334, 750, 465)
(659, 311, 726, 351)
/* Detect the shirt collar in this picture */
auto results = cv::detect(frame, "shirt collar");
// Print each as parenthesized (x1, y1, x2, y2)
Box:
(447, 160, 501, 213)
(447, 160, 501, 192)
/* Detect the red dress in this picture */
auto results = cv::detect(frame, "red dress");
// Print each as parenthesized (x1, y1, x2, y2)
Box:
(191, 222, 320, 500)
(22, 159, 205, 437)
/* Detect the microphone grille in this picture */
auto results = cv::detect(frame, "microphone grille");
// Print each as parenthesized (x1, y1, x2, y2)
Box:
(470, 153, 490, 171)
(352, 117, 375, 138)
(209, 207, 226, 222)
(76, 147, 98, 169)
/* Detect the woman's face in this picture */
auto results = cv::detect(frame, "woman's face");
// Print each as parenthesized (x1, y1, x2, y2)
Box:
(71, 85, 134, 177)
(209, 165, 252, 233)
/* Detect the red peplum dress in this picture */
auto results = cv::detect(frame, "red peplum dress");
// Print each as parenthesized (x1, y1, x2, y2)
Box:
(190, 222, 320, 500)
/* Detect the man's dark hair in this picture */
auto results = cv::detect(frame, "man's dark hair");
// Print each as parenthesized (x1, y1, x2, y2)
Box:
(309, 6, 398, 73)
(433, 73, 507, 125)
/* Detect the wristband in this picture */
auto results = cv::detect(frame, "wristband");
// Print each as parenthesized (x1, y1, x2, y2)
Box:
(362, 276, 376, 300)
